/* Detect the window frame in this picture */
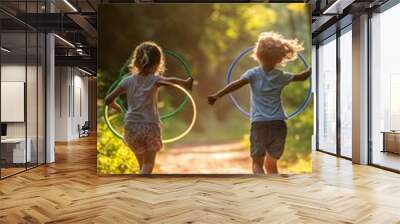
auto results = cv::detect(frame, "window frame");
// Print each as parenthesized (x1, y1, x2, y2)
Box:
(0, 1, 47, 180)
(315, 20, 353, 160)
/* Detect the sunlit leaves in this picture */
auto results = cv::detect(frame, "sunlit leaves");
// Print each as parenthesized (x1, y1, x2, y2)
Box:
(287, 3, 307, 13)
(97, 120, 140, 174)
(241, 5, 277, 33)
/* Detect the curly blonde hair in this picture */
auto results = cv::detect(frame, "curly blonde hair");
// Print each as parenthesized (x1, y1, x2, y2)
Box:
(129, 41, 166, 75)
(251, 32, 304, 67)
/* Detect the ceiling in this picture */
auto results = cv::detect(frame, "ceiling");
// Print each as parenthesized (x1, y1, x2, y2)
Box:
(0, 0, 392, 73)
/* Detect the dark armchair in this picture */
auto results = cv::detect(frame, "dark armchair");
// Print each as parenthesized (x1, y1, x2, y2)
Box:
(78, 121, 90, 138)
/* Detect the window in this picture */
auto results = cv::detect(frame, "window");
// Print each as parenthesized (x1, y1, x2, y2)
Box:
(0, 2, 46, 179)
(1, 31, 28, 178)
(370, 3, 400, 171)
(317, 36, 337, 154)
(339, 28, 352, 158)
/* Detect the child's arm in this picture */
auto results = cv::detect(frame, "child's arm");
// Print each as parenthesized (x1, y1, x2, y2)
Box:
(208, 79, 249, 105)
(291, 67, 311, 82)
(105, 86, 125, 113)
(158, 77, 194, 90)
(109, 101, 124, 113)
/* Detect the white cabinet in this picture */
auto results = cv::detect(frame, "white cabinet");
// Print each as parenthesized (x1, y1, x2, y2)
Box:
(1, 138, 32, 163)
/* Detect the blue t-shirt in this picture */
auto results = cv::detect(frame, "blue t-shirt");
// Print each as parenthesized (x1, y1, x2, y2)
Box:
(241, 67, 294, 122)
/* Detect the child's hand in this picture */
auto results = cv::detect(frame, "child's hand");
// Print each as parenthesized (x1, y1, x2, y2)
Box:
(184, 77, 194, 90)
(207, 95, 219, 105)
(110, 102, 123, 113)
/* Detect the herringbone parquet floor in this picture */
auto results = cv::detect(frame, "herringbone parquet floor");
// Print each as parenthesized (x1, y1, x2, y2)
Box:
(1, 136, 400, 224)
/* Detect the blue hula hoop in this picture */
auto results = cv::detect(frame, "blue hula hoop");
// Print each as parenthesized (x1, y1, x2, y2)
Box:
(225, 46, 312, 120)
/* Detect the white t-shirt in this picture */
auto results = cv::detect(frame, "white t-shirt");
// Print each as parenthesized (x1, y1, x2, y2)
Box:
(119, 74, 161, 124)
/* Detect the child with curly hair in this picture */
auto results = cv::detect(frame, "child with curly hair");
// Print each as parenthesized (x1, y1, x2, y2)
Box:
(105, 41, 193, 174)
(208, 32, 311, 174)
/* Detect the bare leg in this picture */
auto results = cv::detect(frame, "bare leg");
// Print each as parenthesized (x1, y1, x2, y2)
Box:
(133, 151, 144, 171)
(265, 155, 278, 174)
(252, 156, 265, 174)
(141, 151, 157, 174)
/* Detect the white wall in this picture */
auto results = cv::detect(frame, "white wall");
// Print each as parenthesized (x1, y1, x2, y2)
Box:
(72, 72, 89, 138)
(1, 65, 26, 140)
(1, 65, 33, 138)
(54, 67, 89, 141)
(55, 67, 69, 141)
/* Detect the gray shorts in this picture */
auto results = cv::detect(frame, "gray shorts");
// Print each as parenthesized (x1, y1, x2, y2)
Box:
(250, 120, 287, 159)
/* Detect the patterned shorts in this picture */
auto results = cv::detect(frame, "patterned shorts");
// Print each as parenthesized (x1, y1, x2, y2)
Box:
(123, 122, 162, 154)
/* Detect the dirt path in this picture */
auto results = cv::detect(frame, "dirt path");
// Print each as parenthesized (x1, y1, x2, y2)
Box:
(155, 142, 252, 174)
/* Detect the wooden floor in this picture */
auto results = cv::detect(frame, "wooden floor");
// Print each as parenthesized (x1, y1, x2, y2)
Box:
(1, 136, 400, 223)
(372, 150, 400, 171)
(0, 167, 26, 178)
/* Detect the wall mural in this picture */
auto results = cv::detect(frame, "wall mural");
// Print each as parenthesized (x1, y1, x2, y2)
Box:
(97, 3, 312, 174)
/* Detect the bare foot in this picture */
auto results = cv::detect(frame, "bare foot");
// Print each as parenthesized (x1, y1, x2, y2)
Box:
(279, 173, 290, 178)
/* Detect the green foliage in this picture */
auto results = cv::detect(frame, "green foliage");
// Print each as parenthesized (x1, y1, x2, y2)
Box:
(97, 118, 139, 174)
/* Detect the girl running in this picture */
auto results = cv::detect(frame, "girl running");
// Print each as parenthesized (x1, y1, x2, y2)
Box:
(105, 41, 193, 174)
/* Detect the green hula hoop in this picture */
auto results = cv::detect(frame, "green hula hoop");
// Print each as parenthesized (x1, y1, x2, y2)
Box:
(104, 50, 192, 139)
(159, 50, 191, 121)
(105, 49, 192, 120)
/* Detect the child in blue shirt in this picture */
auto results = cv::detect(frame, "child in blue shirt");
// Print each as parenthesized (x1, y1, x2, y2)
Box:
(208, 32, 311, 174)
